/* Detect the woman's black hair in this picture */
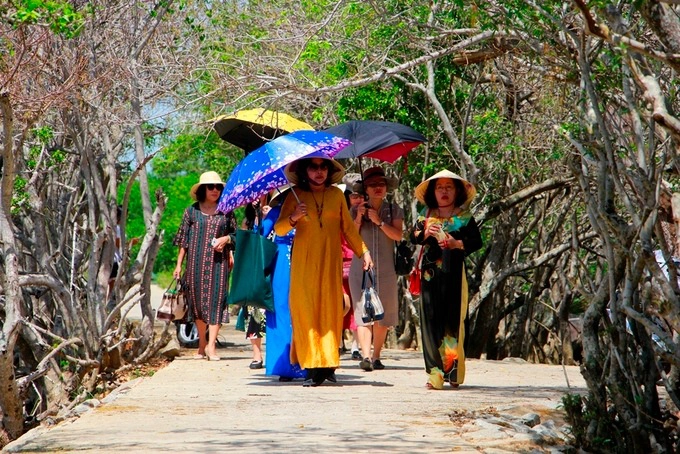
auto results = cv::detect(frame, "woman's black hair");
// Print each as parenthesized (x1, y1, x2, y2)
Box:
(195, 185, 207, 202)
(343, 189, 351, 209)
(294, 158, 336, 191)
(424, 178, 467, 209)
(244, 202, 258, 230)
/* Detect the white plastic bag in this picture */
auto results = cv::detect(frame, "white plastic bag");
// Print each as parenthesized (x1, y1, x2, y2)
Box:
(358, 269, 384, 323)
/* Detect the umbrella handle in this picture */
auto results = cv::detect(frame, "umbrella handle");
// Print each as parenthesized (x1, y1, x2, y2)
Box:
(290, 188, 310, 223)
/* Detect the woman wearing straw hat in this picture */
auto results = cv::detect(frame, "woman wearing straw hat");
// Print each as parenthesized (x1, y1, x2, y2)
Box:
(410, 170, 482, 389)
(275, 154, 373, 387)
(173, 171, 237, 361)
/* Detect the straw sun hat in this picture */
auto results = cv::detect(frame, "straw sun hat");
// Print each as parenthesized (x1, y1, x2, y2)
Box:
(268, 183, 295, 206)
(190, 171, 225, 200)
(283, 153, 345, 185)
(414, 170, 477, 208)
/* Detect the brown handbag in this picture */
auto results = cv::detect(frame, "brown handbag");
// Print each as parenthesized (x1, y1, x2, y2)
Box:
(157, 278, 187, 321)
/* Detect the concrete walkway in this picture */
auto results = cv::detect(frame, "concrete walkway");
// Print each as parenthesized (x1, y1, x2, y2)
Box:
(4, 321, 587, 454)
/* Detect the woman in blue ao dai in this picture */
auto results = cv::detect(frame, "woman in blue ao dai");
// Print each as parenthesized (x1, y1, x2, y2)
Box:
(260, 188, 306, 381)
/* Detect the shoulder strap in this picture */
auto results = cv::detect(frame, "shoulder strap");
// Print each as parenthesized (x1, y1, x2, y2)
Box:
(415, 208, 430, 268)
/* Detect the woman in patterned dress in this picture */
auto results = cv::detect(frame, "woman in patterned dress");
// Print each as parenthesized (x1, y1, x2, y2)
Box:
(174, 171, 237, 361)
(275, 154, 373, 386)
(410, 170, 482, 389)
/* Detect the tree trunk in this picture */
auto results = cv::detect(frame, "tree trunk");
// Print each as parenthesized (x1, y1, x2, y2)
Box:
(0, 92, 28, 440)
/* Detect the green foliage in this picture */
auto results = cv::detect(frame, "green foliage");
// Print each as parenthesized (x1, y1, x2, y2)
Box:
(123, 174, 190, 276)
(12, 126, 67, 214)
(123, 129, 240, 274)
(466, 110, 514, 159)
(569, 295, 586, 314)
(561, 392, 616, 451)
(152, 130, 238, 179)
(26, 126, 67, 171)
(130, 367, 155, 378)
(6, 0, 85, 38)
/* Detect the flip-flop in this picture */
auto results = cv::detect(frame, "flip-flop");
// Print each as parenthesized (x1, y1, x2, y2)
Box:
(193, 354, 206, 359)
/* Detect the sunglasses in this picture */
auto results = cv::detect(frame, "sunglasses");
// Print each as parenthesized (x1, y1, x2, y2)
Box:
(204, 184, 224, 191)
(307, 162, 330, 171)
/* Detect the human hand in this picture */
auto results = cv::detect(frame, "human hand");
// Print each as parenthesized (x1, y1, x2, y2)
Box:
(366, 207, 381, 225)
(173, 265, 182, 279)
(356, 203, 367, 220)
(261, 205, 271, 217)
(212, 236, 228, 252)
(362, 251, 374, 270)
(425, 222, 442, 240)
(292, 202, 307, 222)
(439, 234, 463, 250)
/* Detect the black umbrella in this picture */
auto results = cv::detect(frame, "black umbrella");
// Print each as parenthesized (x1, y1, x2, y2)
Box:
(325, 120, 426, 163)
(211, 108, 314, 154)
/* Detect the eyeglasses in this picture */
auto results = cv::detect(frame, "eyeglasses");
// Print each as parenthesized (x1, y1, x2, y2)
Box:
(307, 162, 329, 171)
(205, 184, 224, 191)
(349, 193, 364, 198)
(366, 182, 386, 188)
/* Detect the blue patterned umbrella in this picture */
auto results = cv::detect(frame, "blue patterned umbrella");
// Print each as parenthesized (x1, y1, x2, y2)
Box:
(217, 130, 351, 214)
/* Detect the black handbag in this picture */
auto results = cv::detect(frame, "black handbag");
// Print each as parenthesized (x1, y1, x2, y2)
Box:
(394, 240, 414, 275)
(388, 203, 414, 275)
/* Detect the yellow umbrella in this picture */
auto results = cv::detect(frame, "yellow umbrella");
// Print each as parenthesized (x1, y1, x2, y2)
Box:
(211, 108, 314, 153)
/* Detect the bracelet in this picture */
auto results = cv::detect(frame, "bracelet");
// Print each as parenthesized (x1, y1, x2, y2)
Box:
(288, 215, 297, 226)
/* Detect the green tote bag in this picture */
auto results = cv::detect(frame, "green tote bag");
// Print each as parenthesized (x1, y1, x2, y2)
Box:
(227, 229, 277, 312)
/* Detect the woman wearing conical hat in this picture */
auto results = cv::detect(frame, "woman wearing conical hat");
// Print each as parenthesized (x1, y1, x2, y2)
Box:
(410, 170, 483, 389)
